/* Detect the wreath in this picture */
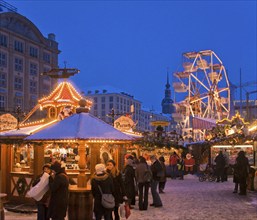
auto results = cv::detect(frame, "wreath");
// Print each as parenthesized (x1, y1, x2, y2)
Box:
(17, 177, 26, 195)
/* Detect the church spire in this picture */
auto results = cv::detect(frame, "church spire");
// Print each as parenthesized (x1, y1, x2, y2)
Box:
(166, 68, 170, 89)
(161, 69, 174, 114)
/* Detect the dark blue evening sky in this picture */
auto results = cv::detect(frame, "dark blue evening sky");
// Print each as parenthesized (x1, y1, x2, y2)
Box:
(8, 0, 257, 111)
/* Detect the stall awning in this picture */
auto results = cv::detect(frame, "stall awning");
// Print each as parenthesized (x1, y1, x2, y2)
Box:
(192, 116, 216, 130)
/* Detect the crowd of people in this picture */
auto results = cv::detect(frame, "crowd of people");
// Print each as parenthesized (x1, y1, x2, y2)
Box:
(29, 150, 250, 220)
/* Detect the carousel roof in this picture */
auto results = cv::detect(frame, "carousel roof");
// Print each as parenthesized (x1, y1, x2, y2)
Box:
(38, 81, 82, 107)
(25, 113, 134, 141)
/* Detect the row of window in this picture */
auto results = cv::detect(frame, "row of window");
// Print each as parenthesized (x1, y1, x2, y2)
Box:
(94, 96, 134, 105)
(0, 72, 50, 94)
(0, 95, 37, 110)
(0, 33, 51, 63)
(0, 52, 40, 76)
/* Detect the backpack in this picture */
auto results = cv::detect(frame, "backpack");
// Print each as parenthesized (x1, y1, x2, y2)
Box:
(143, 167, 152, 182)
(98, 185, 115, 209)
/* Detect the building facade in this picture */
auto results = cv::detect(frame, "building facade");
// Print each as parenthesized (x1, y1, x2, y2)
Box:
(0, 11, 59, 114)
(140, 108, 173, 132)
(84, 86, 175, 132)
(84, 86, 142, 128)
(233, 99, 257, 122)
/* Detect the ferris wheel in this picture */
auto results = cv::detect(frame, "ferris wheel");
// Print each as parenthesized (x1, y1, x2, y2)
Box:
(172, 50, 230, 140)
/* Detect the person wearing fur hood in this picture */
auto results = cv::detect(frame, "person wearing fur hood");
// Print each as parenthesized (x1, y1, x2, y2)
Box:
(91, 163, 115, 220)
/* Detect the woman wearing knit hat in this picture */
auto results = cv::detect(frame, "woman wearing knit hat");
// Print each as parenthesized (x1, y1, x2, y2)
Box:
(91, 163, 115, 220)
(106, 160, 127, 220)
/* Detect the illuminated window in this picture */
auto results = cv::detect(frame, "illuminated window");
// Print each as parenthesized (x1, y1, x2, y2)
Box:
(49, 107, 56, 118)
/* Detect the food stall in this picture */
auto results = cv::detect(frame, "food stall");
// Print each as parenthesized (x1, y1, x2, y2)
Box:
(211, 145, 254, 166)
(0, 81, 136, 205)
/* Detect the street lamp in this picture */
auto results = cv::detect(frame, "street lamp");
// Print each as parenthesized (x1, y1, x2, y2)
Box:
(15, 105, 26, 130)
(253, 141, 257, 166)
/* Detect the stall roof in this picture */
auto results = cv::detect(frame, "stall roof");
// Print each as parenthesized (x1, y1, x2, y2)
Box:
(25, 113, 134, 141)
(0, 120, 57, 137)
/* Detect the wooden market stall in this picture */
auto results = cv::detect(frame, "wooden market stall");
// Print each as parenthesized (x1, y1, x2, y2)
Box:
(0, 80, 135, 207)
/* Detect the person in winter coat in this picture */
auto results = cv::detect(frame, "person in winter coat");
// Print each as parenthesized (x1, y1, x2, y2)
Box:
(158, 156, 167, 193)
(223, 149, 230, 181)
(150, 155, 163, 208)
(135, 156, 151, 210)
(177, 157, 185, 180)
(48, 161, 69, 220)
(233, 151, 249, 195)
(91, 163, 115, 220)
(214, 151, 226, 182)
(123, 157, 136, 209)
(169, 152, 179, 179)
(32, 164, 52, 220)
(106, 160, 127, 220)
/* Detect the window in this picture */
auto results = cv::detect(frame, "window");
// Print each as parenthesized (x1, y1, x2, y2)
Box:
(43, 75, 51, 82)
(49, 107, 56, 118)
(43, 84, 50, 94)
(0, 72, 6, 88)
(14, 57, 23, 72)
(14, 40, 23, 53)
(94, 97, 98, 103)
(30, 96, 37, 109)
(0, 34, 7, 47)
(109, 103, 113, 109)
(101, 111, 106, 117)
(30, 80, 37, 94)
(14, 97, 23, 109)
(14, 76, 23, 91)
(109, 96, 113, 102)
(0, 52, 7, 67)
(0, 95, 5, 109)
(29, 46, 38, 58)
(43, 52, 51, 63)
(30, 62, 38, 76)
(94, 104, 98, 110)
(101, 97, 105, 102)
(102, 104, 105, 109)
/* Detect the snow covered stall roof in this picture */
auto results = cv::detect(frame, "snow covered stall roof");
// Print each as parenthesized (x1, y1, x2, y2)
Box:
(25, 113, 135, 141)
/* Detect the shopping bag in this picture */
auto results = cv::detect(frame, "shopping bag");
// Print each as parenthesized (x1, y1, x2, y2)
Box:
(119, 203, 126, 218)
(124, 203, 131, 219)
(27, 172, 50, 201)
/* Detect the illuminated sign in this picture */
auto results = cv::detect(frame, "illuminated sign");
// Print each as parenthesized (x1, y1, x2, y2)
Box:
(114, 116, 135, 132)
(0, 114, 17, 130)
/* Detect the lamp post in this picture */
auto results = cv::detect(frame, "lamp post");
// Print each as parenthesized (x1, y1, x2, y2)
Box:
(253, 141, 257, 166)
(15, 105, 22, 130)
(107, 105, 134, 126)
